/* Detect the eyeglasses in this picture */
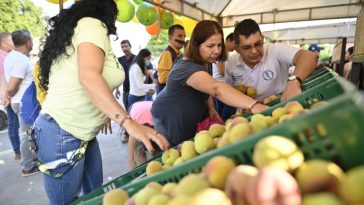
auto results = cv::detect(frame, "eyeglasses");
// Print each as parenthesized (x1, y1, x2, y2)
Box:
(240, 40, 264, 53)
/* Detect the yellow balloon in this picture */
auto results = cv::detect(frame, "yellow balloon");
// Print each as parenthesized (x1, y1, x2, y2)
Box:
(181, 16, 197, 36)
(46, 0, 69, 4)
(173, 15, 184, 27)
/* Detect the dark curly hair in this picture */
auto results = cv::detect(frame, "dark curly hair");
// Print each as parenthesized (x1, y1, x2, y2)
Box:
(39, 0, 118, 91)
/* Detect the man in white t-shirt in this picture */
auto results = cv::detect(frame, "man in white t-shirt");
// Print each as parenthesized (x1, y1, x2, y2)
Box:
(225, 19, 318, 102)
(3, 30, 39, 177)
(212, 33, 237, 120)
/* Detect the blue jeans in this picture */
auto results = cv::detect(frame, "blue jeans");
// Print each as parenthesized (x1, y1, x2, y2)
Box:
(12, 103, 34, 171)
(128, 94, 145, 109)
(34, 114, 102, 205)
(144, 94, 153, 101)
(6, 105, 20, 154)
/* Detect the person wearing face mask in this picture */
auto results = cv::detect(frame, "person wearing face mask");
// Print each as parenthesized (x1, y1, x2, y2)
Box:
(144, 59, 155, 101)
(157, 24, 186, 94)
(128, 48, 156, 108)
(225, 19, 318, 103)
(152, 20, 269, 147)
(3, 30, 39, 176)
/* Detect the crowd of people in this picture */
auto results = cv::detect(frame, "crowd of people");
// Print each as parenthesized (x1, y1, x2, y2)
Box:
(1, 0, 358, 204)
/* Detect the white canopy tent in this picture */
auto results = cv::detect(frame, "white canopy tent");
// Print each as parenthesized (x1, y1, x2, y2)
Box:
(262, 18, 357, 44)
(146, 0, 363, 43)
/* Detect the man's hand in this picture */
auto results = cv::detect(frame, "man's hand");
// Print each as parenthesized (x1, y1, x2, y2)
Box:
(2, 95, 10, 107)
(114, 88, 121, 99)
(281, 80, 302, 102)
(251, 103, 269, 114)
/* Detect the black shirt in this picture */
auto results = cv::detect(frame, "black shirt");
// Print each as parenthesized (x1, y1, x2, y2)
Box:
(118, 54, 135, 92)
(152, 59, 211, 146)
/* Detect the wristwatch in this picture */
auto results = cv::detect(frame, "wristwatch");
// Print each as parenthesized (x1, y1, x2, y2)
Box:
(288, 75, 303, 85)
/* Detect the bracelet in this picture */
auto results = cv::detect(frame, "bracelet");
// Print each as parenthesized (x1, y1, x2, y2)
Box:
(248, 100, 259, 113)
(118, 114, 131, 128)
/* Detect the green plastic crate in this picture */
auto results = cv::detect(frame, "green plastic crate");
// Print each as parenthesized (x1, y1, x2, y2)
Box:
(259, 69, 336, 107)
(305, 67, 331, 81)
(78, 92, 364, 205)
(247, 76, 354, 117)
(73, 76, 354, 205)
(302, 71, 337, 89)
(70, 151, 164, 204)
(74, 92, 363, 205)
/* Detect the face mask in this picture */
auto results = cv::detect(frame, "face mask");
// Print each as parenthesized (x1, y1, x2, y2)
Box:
(145, 59, 151, 66)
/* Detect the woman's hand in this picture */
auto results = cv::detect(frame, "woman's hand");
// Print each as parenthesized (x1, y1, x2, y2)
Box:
(251, 103, 270, 114)
(124, 120, 169, 153)
(101, 119, 112, 135)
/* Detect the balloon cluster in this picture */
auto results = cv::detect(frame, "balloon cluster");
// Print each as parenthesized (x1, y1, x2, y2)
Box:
(47, 0, 197, 36)
(115, 0, 197, 36)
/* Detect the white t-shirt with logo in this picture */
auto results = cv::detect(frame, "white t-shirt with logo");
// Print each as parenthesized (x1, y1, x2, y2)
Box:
(212, 63, 225, 82)
(4, 50, 33, 103)
(225, 43, 299, 101)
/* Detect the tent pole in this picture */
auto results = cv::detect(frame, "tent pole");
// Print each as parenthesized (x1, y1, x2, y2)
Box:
(59, 0, 63, 11)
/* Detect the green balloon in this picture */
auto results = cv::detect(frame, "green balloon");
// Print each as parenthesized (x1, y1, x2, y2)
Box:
(136, 3, 158, 26)
(116, 0, 135, 23)
(133, 0, 144, 5)
(159, 11, 174, 29)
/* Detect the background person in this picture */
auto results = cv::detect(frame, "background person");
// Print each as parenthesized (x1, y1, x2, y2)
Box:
(36, 0, 169, 204)
(128, 48, 156, 107)
(157, 24, 185, 93)
(213, 33, 237, 121)
(343, 46, 354, 79)
(3, 30, 38, 176)
(127, 101, 155, 169)
(0, 32, 21, 160)
(152, 20, 268, 147)
(114, 40, 135, 110)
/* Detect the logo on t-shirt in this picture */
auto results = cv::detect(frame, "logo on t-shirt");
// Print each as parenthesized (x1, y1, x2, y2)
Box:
(263, 70, 275, 81)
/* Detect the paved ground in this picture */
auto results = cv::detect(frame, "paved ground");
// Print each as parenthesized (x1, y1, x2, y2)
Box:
(0, 124, 130, 205)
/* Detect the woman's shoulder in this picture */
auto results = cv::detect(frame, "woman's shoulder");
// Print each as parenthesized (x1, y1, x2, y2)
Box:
(79, 17, 102, 24)
(130, 63, 139, 69)
(175, 58, 203, 70)
(130, 63, 142, 72)
(77, 17, 104, 28)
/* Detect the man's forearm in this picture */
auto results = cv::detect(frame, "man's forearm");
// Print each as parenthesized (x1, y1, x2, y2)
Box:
(6, 87, 18, 97)
(293, 50, 319, 80)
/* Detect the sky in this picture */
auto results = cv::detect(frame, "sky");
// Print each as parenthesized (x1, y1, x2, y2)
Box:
(31, 0, 152, 57)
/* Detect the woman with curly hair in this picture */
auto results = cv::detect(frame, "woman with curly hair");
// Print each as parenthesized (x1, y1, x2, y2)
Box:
(35, 0, 169, 204)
